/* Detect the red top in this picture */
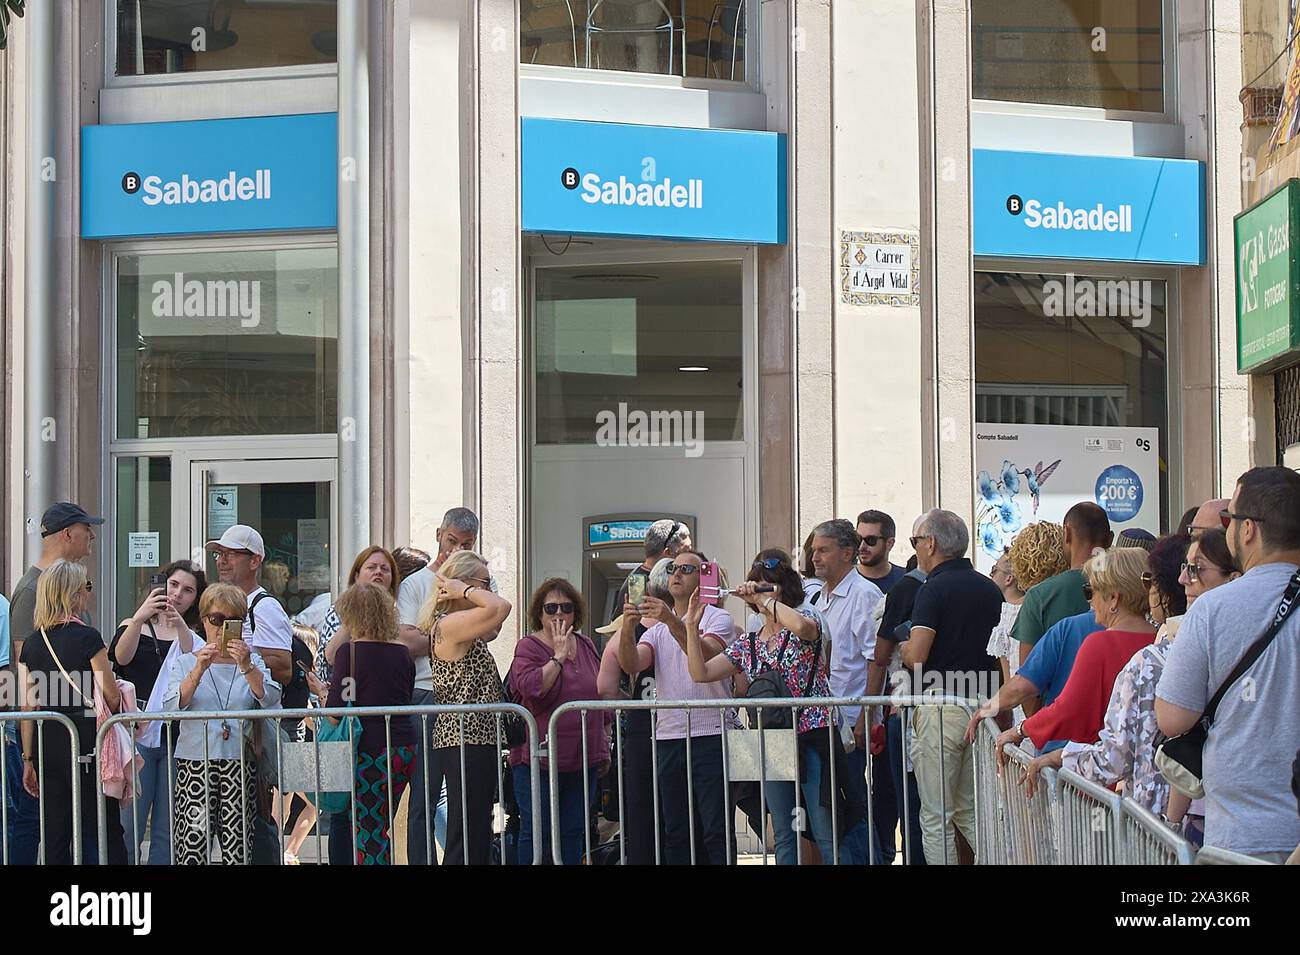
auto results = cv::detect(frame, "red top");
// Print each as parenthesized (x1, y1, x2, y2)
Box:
(507, 632, 610, 771)
(1023, 629, 1156, 750)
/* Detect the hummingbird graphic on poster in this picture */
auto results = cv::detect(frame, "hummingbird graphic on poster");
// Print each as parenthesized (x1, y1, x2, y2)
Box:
(1019, 460, 1062, 514)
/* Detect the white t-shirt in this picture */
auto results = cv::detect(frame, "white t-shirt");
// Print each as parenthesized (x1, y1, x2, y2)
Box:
(244, 587, 292, 653)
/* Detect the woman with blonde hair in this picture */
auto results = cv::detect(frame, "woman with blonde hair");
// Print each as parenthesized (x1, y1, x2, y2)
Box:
(164, 582, 281, 865)
(986, 523, 1070, 691)
(319, 582, 416, 865)
(418, 550, 512, 865)
(18, 559, 127, 864)
(995, 547, 1158, 775)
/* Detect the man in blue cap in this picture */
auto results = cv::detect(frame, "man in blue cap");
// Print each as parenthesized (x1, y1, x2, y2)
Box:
(4, 501, 103, 865)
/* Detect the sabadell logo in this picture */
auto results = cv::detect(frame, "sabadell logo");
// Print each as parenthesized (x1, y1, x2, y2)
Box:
(561, 166, 703, 210)
(1005, 194, 1132, 233)
(121, 169, 273, 207)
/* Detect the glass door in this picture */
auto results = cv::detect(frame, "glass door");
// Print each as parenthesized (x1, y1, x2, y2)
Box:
(190, 458, 338, 618)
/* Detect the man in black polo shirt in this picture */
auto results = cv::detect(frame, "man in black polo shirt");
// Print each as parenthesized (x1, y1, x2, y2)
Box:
(900, 509, 1001, 865)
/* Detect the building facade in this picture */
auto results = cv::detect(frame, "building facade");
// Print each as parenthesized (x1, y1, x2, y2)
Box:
(0, 1, 1262, 663)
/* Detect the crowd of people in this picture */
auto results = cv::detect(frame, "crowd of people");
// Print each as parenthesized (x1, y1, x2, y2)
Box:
(3, 467, 1299, 865)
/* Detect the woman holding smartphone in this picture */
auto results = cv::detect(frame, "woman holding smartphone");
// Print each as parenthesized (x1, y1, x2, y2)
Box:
(164, 582, 281, 865)
(110, 560, 207, 865)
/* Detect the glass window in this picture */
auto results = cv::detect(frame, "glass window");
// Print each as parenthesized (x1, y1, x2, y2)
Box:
(116, 246, 338, 439)
(521, 0, 748, 82)
(115, 0, 337, 77)
(534, 260, 743, 444)
(972, 0, 1164, 112)
(200, 479, 332, 617)
(974, 270, 1169, 526)
(114, 456, 173, 627)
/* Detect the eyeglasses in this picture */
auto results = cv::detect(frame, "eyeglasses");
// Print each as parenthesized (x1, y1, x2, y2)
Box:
(1179, 561, 1223, 583)
(204, 613, 246, 627)
(542, 602, 575, 616)
(1220, 509, 1265, 526)
(215, 548, 254, 558)
(908, 535, 932, 548)
(859, 536, 886, 547)
(666, 563, 700, 576)
(752, 558, 785, 571)
(1082, 583, 1094, 601)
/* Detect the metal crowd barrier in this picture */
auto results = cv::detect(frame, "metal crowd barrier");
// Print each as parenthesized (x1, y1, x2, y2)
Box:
(996, 734, 1059, 865)
(93, 703, 541, 866)
(1056, 767, 1122, 864)
(1119, 798, 1196, 865)
(1, 711, 84, 865)
(972, 717, 1008, 865)
(545, 694, 977, 866)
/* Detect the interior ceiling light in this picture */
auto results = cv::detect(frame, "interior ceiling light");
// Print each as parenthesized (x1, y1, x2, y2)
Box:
(678, 365, 709, 372)
(571, 273, 659, 282)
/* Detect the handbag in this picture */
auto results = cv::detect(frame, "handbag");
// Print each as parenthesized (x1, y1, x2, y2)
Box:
(1155, 568, 1300, 798)
(306, 643, 362, 814)
(744, 630, 820, 731)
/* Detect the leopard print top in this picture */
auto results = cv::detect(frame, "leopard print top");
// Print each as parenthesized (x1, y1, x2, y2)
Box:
(430, 627, 504, 748)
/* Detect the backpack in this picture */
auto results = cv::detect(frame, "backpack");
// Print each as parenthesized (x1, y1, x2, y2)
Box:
(249, 591, 310, 709)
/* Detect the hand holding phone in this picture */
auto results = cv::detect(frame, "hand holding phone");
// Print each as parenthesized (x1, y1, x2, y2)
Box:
(149, 572, 167, 590)
(221, 618, 242, 656)
(698, 562, 721, 606)
(626, 574, 647, 608)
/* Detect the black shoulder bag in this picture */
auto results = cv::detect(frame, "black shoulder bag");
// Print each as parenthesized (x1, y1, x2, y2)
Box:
(1155, 568, 1300, 799)
(744, 628, 821, 731)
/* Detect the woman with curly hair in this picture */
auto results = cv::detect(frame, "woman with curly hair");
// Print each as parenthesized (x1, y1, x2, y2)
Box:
(985, 523, 1069, 691)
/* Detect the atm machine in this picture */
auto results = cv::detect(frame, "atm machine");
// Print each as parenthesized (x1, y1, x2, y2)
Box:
(582, 513, 696, 636)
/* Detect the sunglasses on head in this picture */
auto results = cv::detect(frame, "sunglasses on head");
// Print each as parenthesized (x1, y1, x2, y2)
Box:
(205, 613, 246, 627)
(667, 562, 699, 576)
(752, 557, 785, 571)
(542, 602, 575, 616)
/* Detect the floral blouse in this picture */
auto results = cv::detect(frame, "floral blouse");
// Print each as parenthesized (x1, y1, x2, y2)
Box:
(1060, 623, 1177, 815)
(316, 604, 342, 683)
(723, 609, 831, 734)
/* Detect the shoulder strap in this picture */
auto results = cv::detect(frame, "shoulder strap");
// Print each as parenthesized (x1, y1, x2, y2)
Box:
(1203, 569, 1300, 726)
(810, 589, 821, 606)
(41, 628, 91, 705)
(248, 590, 272, 633)
(748, 632, 759, 673)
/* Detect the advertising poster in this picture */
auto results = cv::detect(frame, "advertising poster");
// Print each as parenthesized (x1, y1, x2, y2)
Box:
(973, 423, 1161, 573)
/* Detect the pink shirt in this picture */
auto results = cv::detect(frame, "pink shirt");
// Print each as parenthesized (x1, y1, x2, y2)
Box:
(641, 604, 738, 740)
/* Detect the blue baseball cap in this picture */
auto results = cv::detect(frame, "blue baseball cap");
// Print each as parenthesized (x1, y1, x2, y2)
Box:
(40, 502, 105, 537)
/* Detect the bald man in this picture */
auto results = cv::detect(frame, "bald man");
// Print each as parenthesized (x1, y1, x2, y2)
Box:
(1187, 499, 1230, 538)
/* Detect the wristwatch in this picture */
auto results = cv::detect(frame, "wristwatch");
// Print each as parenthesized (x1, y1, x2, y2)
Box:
(1015, 723, 1029, 743)
(549, 655, 562, 668)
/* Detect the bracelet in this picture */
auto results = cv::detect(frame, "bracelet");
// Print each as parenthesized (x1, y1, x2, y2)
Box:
(22, 753, 33, 762)
(463, 585, 476, 600)
(549, 655, 562, 668)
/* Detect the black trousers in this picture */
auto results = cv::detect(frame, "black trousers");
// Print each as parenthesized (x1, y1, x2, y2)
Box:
(655, 735, 734, 865)
(438, 744, 497, 865)
(619, 716, 660, 865)
(38, 726, 126, 865)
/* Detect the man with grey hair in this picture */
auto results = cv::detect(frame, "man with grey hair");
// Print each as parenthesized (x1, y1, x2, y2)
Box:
(810, 518, 883, 864)
(899, 509, 1002, 865)
(396, 506, 491, 866)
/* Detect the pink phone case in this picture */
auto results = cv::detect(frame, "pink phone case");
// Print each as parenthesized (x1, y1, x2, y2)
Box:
(698, 561, 721, 606)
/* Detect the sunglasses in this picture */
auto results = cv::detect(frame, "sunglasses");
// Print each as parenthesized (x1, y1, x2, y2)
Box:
(204, 613, 246, 627)
(908, 535, 932, 548)
(1082, 583, 1094, 601)
(1220, 509, 1265, 526)
(752, 558, 785, 571)
(667, 563, 700, 576)
(1179, 561, 1220, 583)
(84, 580, 94, 593)
(542, 602, 575, 616)
(1139, 571, 1153, 588)
(859, 535, 886, 547)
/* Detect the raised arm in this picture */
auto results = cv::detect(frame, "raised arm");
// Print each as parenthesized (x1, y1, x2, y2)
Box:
(615, 604, 654, 676)
(431, 575, 513, 651)
(685, 592, 741, 683)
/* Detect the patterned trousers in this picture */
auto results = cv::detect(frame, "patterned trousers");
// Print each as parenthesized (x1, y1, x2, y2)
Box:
(355, 746, 416, 865)
(173, 758, 258, 865)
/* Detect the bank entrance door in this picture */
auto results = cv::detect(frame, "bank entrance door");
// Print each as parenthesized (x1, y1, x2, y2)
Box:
(189, 458, 338, 619)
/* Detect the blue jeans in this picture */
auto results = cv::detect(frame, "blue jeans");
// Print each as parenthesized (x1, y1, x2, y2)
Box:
(407, 688, 448, 865)
(3, 724, 40, 865)
(513, 764, 597, 865)
(887, 711, 926, 865)
(764, 743, 868, 865)
(120, 742, 176, 865)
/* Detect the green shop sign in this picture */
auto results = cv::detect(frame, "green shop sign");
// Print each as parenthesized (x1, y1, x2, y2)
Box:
(1235, 179, 1300, 374)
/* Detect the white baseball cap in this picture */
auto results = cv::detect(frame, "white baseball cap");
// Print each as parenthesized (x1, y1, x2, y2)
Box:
(205, 524, 266, 558)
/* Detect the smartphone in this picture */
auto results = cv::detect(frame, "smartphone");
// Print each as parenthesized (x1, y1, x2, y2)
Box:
(626, 574, 646, 607)
(698, 561, 721, 606)
(221, 618, 242, 655)
(149, 572, 167, 590)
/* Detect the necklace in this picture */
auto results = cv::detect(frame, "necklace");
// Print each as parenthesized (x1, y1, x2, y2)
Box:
(204, 665, 239, 741)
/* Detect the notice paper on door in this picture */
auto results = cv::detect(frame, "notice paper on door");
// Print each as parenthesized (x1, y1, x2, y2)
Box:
(208, 485, 239, 538)
(297, 518, 330, 589)
(128, 532, 160, 568)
